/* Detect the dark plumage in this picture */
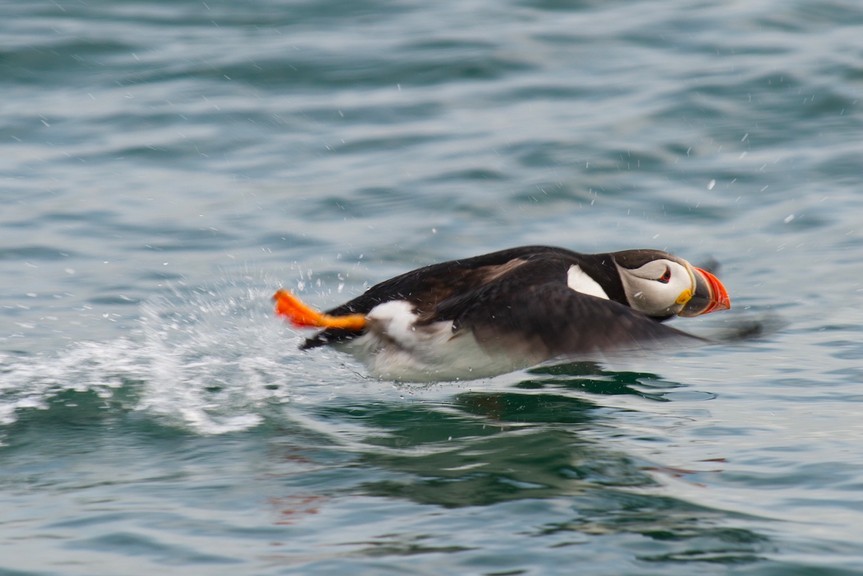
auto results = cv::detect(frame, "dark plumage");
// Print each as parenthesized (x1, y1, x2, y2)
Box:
(274, 245, 731, 381)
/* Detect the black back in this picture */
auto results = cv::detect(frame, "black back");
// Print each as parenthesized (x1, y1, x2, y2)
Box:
(301, 246, 697, 352)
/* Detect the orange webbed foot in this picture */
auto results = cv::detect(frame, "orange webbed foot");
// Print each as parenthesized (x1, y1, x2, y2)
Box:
(273, 289, 366, 331)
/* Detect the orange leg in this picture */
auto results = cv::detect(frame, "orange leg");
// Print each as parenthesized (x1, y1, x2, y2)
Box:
(273, 289, 366, 331)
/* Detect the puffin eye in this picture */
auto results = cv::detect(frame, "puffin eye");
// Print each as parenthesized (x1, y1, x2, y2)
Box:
(657, 266, 671, 284)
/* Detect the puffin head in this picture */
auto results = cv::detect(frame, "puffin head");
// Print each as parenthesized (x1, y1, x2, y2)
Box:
(611, 250, 731, 320)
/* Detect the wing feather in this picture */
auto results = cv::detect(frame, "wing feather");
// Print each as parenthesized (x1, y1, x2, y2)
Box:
(300, 246, 699, 355)
(457, 282, 703, 360)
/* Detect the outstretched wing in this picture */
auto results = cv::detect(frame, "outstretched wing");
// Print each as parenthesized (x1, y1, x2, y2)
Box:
(304, 252, 702, 357)
(453, 281, 704, 361)
(302, 246, 569, 348)
(427, 257, 703, 360)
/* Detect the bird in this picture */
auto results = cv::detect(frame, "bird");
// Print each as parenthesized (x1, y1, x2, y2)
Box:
(273, 245, 731, 382)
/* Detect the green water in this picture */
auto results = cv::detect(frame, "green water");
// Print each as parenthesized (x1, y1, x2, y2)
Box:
(3, 0, 863, 574)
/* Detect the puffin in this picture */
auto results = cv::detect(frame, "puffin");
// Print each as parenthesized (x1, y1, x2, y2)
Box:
(273, 246, 731, 382)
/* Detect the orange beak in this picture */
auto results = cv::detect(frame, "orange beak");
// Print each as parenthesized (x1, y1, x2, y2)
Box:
(679, 267, 731, 317)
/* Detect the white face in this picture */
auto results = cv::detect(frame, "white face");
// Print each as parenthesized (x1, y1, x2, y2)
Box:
(616, 259, 695, 317)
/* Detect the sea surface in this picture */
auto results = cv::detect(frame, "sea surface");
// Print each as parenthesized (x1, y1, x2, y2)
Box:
(2, 0, 863, 574)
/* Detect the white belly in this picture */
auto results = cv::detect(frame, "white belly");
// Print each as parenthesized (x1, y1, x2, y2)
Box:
(335, 300, 528, 382)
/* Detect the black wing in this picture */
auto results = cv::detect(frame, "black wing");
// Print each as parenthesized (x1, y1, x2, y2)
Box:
(303, 246, 582, 348)
(455, 282, 703, 361)
(323, 246, 577, 315)
(303, 249, 700, 355)
(437, 258, 703, 360)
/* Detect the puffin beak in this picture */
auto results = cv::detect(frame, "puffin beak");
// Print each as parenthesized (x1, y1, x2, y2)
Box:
(679, 267, 731, 317)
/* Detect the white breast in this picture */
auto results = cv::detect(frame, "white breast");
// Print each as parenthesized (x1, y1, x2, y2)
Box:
(567, 265, 609, 299)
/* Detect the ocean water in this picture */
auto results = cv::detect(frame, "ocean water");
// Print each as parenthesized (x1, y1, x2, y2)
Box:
(2, 0, 863, 574)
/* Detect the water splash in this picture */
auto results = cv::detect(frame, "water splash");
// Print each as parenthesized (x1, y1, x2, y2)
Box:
(0, 339, 144, 427)
(0, 275, 363, 435)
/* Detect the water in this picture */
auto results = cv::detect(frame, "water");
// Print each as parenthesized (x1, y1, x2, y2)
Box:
(2, 0, 863, 573)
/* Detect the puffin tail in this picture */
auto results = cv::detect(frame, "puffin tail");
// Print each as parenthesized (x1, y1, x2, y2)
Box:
(273, 289, 367, 331)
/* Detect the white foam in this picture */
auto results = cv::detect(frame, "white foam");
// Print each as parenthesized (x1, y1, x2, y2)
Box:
(0, 275, 360, 435)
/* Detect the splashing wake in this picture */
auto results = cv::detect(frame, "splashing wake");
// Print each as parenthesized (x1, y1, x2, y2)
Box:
(0, 277, 364, 435)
